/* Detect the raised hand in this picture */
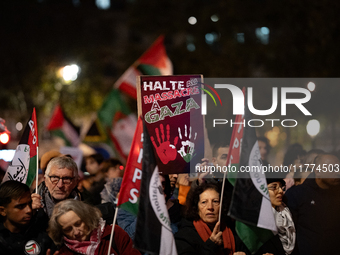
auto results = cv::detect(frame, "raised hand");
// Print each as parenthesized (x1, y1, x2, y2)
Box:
(151, 124, 178, 164)
(209, 221, 223, 246)
(177, 125, 197, 162)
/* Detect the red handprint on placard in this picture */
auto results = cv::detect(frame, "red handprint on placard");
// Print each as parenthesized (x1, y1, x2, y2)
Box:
(151, 124, 178, 164)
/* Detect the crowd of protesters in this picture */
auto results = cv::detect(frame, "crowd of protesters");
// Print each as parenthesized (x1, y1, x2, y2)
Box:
(0, 140, 339, 255)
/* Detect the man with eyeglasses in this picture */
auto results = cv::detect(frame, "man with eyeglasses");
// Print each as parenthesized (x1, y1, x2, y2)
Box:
(31, 156, 80, 218)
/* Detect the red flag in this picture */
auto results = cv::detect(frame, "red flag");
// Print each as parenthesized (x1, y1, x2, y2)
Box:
(117, 116, 143, 215)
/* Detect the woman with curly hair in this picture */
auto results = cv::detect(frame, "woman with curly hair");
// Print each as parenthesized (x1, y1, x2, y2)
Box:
(175, 183, 245, 255)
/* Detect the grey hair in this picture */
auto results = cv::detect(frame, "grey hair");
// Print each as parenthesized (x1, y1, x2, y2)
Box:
(48, 199, 102, 246)
(45, 156, 79, 179)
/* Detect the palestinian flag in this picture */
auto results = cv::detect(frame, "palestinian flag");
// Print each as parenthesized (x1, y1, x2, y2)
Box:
(2, 108, 38, 187)
(228, 93, 276, 254)
(134, 119, 177, 255)
(225, 112, 245, 186)
(47, 104, 81, 147)
(97, 89, 137, 160)
(83, 118, 107, 143)
(114, 35, 173, 99)
(117, 116, 143, 215)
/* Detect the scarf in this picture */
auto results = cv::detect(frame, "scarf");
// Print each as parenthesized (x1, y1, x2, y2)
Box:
(100, 177, 123, 204)
(63, 218, 106, 255)
(273, 205, 296, 255)
(193, 219, 235, 255)
(39, 182, 81, 218)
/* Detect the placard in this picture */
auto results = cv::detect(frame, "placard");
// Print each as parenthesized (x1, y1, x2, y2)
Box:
(137, 75, 204, 174)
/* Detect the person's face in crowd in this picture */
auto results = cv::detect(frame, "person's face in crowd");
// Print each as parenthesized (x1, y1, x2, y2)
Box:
(169, 174, 178, 189)
(159, 175, 168, 200)
(106, 165, 121, 179)
(258, 141, 268, 161)
(315, 155, 340, 189)
(198, 189, 220, 225)
(268, 182, 284, 208)
(0, 191, 32, 232)
(45, 166, 77, 201)
(212, 147, 229, 167)
(85, 157, 100, 175)
(58, 210, 90, 242)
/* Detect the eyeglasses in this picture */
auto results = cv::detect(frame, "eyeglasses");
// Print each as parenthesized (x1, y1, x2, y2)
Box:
(268, 185, 286, 192)
(48, 175, 74, 185)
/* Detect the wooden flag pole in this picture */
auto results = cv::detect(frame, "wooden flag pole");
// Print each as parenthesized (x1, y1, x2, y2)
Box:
(35, 147, 39, 193)
(107, 198, 119, 255)
(219, 170, 227, 223)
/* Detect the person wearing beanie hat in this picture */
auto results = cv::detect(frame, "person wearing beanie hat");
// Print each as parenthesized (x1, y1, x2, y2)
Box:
(40, 150, 62, 174)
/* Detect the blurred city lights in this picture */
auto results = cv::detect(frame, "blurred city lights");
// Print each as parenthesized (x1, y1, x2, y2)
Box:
(96, 0, 110, 9)
(306, 119, 320, 137)
(0, 133, 10, 144)
(211, 14, 219, 22)
(205, 33, 214, 44)
(187, 43, 196, 52)
(261, 27, 270, 35)
(188, 16, 197, 25)
(61, 64, 80, 82)
(205, 32, 218, 45)
(0, 150, 15, 161)
(255, 27, 270, 44)
(307, 82, 316, 91)
(236, 33, 245, 43)
(16, 122, 23, 131)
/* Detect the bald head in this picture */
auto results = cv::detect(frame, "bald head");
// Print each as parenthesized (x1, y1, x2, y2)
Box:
(314, 154, 340, 189)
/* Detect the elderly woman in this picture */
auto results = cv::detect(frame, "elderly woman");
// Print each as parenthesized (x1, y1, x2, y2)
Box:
(175, 183, 245, 255)
(255, 178, 296, 255)
(48, 199, 140, 255)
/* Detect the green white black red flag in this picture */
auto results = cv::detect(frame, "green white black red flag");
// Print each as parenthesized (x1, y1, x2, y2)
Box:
(114, 35, 173, 99)
(2, 108, 38, 186)
(228, 92, 276, 254)
(47, 104, 80, 147)
(134, 119, 177, 255)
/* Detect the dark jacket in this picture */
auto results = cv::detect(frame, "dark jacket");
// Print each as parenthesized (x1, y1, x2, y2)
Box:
(254, 234, 286, 255)
(285, 172, 340, 255)
(175, 218, 234, 255)
(0, 210, 56, 255)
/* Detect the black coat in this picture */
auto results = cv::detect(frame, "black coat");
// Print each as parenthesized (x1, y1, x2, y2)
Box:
(0, 210, 56, 255)
(285, 173, 340, 255)
(175, 218, 230, 255)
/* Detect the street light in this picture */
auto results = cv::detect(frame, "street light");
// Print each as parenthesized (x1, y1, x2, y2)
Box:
(0, 133, 9, 144)
(59, 64, 80, 83)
